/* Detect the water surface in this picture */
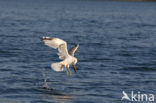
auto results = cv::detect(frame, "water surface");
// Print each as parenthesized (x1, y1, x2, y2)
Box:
(0, 0, 156, 103)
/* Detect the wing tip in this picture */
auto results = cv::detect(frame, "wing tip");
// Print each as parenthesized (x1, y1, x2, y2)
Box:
(41, 36, 54, 41)
(76, 44, 79, 47)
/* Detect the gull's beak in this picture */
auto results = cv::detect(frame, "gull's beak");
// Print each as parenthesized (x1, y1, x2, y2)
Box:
(73, 64, 77, 72)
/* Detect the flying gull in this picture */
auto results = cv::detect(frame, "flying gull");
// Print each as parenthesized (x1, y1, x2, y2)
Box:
(41, 36, 79, 76)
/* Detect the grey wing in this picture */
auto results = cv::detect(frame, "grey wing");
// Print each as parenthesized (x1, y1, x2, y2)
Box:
(68, 44, 79, 56)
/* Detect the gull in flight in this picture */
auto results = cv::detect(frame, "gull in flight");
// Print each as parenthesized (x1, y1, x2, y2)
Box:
(41, 36, 79, 76)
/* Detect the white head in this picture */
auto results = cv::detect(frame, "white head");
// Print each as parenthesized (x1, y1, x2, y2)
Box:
(73, 58, 77, 72)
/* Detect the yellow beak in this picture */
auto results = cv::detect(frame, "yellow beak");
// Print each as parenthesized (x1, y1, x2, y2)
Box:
(73, 64, 77, 72)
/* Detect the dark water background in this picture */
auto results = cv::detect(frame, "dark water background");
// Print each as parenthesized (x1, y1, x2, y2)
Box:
(0, 0, 156, 103)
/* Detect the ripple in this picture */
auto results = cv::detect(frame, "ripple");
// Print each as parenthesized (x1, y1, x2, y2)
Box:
(121, 66, 156, 72)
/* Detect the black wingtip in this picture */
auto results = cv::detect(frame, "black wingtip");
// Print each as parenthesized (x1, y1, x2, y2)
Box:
(40, 36, 53, 41)
(40, 37, 44, 41)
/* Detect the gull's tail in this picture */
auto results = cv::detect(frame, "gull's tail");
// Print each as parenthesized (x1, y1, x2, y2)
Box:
(51, 62, 65, 71)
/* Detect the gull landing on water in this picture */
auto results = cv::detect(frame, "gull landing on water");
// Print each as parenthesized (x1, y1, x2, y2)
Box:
(41, 36, 79, 76)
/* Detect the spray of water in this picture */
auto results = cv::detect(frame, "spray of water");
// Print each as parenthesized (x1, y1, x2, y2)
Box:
(41, 69, 51, 89)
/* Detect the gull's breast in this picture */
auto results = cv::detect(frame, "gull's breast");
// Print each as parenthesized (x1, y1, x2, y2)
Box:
(62, 56, 74, 66)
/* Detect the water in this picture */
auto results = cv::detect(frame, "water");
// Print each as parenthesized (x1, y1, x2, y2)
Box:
(0, 0, 156, 103)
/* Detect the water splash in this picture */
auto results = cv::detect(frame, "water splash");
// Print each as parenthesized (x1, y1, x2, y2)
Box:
(41, 70, 52, 90)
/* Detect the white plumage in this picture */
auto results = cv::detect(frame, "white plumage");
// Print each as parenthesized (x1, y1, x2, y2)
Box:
(41, 36, 79, 75)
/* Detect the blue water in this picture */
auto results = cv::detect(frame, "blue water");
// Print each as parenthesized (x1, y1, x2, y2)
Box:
(0, 0, 156, 103)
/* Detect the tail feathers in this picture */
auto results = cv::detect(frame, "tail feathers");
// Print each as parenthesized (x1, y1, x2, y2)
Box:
(51, 62, 65, 71)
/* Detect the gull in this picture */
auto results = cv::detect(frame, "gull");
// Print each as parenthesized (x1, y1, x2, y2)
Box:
(41, 36, 79, 76)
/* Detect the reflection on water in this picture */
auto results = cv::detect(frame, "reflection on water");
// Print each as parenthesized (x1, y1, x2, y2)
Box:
(43, 94, 76, 103)
(38, 69, 76, 103)
(38, 84, 76, 103)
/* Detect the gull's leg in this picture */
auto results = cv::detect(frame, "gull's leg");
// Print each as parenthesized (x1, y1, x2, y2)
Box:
(65, 65, 69, 76)
(67, 65, 72, 76)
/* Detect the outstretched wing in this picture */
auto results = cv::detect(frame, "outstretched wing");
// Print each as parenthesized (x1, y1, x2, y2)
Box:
(41, 36, 69, 60)
(68, 44, 79, 56)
